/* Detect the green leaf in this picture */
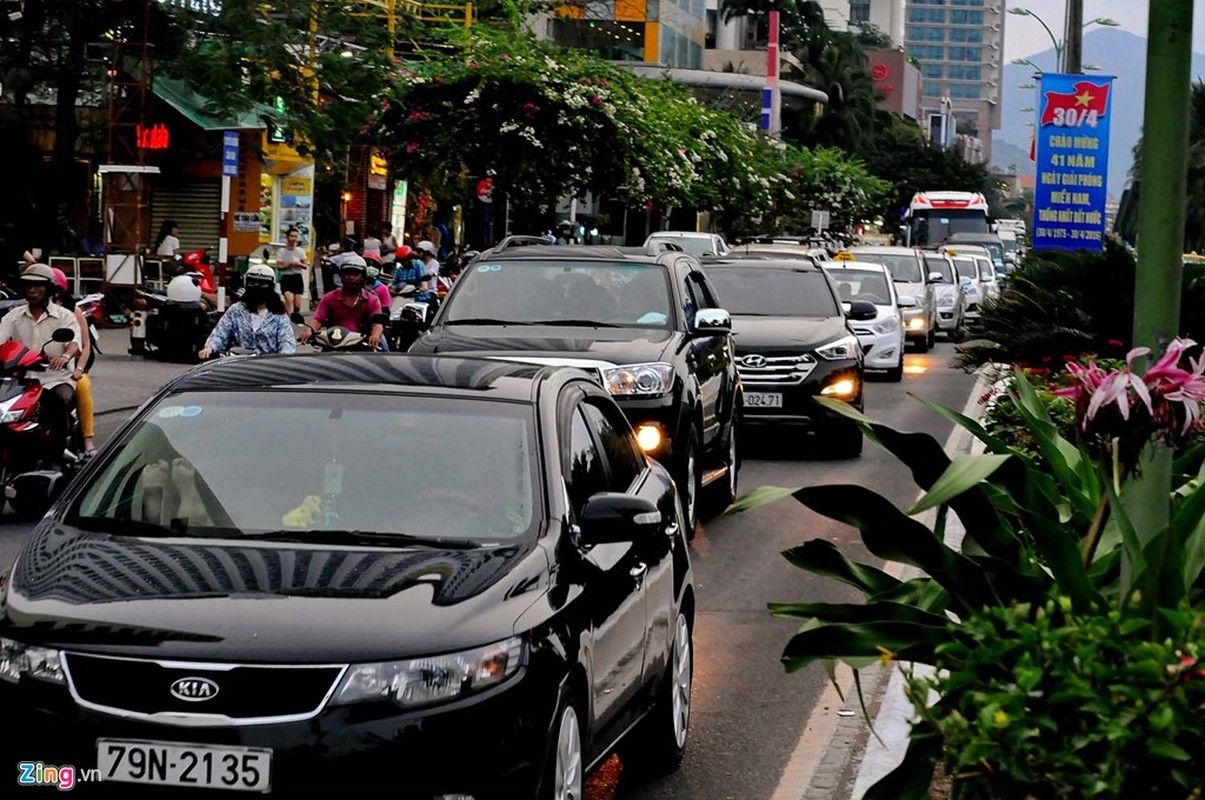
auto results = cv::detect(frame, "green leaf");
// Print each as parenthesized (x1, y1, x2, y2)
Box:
(908, 454, 1013, 515)
(768, 601, 951, 629)
(861, 733, 942, 800)
(1174, 478, 1205, 589)
(914, 393, 1016, 456)
(781, 621, 943, 669)
(781, 540, 903, 596)
(1009, 373, 1096, 519)
(1148, 741, 1192, 762)
(1016, 510, 1101, 612)
(724, 485, 799, 515)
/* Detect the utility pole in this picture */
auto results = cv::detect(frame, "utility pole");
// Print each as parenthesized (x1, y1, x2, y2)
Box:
(1062, 0, 1083, 73)
(1125, 0, 1195, 565)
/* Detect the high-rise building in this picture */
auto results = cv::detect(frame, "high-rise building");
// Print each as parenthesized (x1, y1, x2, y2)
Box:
(904, 0, 1004, 161)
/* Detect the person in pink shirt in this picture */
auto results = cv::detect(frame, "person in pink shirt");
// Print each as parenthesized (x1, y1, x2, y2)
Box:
(363, 252, 393, 319)
(298, 255, 385, 348)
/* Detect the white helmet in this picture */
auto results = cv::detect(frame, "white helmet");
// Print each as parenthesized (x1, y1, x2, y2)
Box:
(166, 274, 202, 303)
(244, 263, 277, 288)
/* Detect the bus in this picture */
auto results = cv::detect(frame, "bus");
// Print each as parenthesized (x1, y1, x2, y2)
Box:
(903, 191, 991, 247)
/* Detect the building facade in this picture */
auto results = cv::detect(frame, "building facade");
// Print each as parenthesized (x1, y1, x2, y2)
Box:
(816, 1, 907, 46)
(904, 0, 1004, 160)
(544, 0, 708, 68)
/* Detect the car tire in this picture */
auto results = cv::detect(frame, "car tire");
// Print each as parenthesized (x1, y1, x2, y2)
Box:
(926, 325, 936, 349)
(538, 693, 584, 800)
(827, 421, 863, 458)
(619, 612, 693, 779)
(677, 428, 701, 539)
(913, 333, 929, 354)
(703, 418, 739, 516)
(885, 356, 904, 382)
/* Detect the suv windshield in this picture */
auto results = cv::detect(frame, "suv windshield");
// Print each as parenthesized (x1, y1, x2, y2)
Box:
(445, 260, 673, 328)
(826, 269, 892, 304)
(72, 392, 538, 542)
(702, 267, 839, 317)
(952, 257, 978, 282)
(852, 253, 922, 283)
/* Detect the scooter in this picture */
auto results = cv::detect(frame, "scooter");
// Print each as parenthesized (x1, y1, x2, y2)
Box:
(306, 326, 377, 352)
(0, 328, 84, 517)
(130, 250, 245, 362)
(388, 285, 438, 352)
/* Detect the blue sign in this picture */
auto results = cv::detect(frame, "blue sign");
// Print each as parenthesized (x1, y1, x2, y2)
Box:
(759, 87, 772, 132)
(222, 131, 239, 178)
(1031, 73, 1115, 251)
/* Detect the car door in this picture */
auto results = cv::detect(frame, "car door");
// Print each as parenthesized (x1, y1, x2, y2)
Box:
(580, 399, 677, 698)
(563, 398, 649, 746)
(683, 270, 727, 446)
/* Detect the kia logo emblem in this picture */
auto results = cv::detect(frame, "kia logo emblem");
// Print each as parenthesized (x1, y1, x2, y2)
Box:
(170, 676, 220, 702)
(741, 354, 768, 368)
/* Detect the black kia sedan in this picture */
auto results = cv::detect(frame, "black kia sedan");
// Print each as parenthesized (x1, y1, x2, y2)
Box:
(0, 354, 695, 799)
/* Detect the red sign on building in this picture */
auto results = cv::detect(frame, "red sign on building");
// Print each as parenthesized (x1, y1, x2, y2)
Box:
(136, 123, 170, 150)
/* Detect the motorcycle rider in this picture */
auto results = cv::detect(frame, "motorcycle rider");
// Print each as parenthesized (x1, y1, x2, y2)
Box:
(390, 245, 432, 301)
(298, 255, 385, 348)
(0, 263, 82, 459)
(50, 267, 98, 458)
(198, 264, 297, 359)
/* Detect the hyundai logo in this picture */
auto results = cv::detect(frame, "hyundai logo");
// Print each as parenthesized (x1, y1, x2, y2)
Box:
(741, 354, 768, 368)
(170, 676, 220, 702)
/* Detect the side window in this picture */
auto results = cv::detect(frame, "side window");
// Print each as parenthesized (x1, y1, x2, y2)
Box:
(566, 408, 607, 514)
(686, 272, 717, 309)
(582, 403, 645, 492)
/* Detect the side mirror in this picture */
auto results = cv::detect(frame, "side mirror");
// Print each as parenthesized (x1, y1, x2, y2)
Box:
(577, 492, 661, 545)
(691, 308, 732, 335)
(401, 302, 430, 326)
(897, 295, 918, 309)
(51, 328, 75, 343)
(847, 300, 877, 321)
(927, 271, 945, 284)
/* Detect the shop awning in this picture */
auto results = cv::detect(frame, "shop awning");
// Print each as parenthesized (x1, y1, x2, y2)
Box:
(125, 58, 282, 131)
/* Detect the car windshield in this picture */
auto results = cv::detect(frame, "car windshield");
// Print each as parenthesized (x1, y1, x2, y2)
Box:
(649, 235, 716, 257)
(826, 269, 892, 304)
(701, 268, 839, 317)
(952, 258, 978, 281)
(852, 253, 923, 283)
(1001, 238, 1019, 254)
(954, 239, 1005, 264)
(71, 392, 538, 542)
(445, 260, 673, 328)
(924, 255, 954, 283)
(976, 259, 994, 281)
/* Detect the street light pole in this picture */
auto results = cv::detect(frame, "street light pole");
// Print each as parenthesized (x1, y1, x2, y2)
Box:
(1126, 0, 1195, 567)
(1063, 0, 1084, 73)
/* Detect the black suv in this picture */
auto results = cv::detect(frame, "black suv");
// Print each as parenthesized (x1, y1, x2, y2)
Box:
(408, 242, 741, 530)
(699, 257, 871, 457)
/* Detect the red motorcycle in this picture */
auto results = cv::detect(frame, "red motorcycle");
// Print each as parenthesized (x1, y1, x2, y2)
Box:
(0, 329, 83, 517)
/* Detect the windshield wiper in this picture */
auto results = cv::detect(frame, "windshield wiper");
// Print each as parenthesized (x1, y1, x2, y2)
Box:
(445, 318, 537, 326)
(241, 530, 484, 549)
(527, 319, 623, 328)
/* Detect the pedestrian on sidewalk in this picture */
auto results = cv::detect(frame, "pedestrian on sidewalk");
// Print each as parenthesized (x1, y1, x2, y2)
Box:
(379, 223, 398, 276)
(276, 227, 309, 317)
(155, 220, 180, 257)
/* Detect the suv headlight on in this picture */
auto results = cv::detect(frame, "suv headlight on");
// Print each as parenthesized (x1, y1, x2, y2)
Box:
(602, 363, 674, 396)
(814, 335, 860, 361)
(331, 637, 523, 708)
(0, 637, 65, 684)
(871, 317, 900, 336)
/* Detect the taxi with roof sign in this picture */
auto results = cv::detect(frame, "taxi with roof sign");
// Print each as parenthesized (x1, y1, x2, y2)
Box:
(822, 256, 905, 381)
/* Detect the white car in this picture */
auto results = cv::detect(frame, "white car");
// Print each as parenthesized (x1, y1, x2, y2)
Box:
(948, 255, 985, 319)
(922, 251, 966, 339)
(644, 231, 729, 257)
(823, 260, 906, 381)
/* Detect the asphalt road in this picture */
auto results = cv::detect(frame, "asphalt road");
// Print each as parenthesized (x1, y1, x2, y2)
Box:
(0, 340, 979, 800)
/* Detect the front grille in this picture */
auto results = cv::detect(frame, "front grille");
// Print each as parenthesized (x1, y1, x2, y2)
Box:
(65, 653, 343, 722)
(736, 353, 817, 385)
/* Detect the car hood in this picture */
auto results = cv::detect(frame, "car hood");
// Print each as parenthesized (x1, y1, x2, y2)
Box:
(412, 324, 677, 365)
(0, 525, 551, 662)
(730, 315, 850, 353)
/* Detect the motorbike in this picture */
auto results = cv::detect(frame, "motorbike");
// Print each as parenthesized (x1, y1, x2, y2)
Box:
(306, 326, 378, 352)
(388, 284, 439, 352)
(0, 328, 84, 517)
(130, 249, 247, 362)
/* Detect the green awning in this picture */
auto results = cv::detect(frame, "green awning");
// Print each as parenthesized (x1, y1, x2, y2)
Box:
(126, 58, 282, 131)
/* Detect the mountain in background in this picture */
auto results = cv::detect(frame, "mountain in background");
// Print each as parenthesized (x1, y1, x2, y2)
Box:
(991, 140, 1034, 176)
(993, 27, 1205, 199)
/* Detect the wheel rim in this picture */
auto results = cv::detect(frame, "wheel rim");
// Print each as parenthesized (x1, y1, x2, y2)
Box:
(726, 426, 738, 497)
(671, 613, 692, 749)
(684, 449, 697, 524)
(554, 704, 582, 800)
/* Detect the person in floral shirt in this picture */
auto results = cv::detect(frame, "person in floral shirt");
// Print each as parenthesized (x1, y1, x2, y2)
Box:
(198, 265, 297, 358)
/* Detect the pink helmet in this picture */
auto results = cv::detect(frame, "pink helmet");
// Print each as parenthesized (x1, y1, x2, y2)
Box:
(51, 267, 69, 293)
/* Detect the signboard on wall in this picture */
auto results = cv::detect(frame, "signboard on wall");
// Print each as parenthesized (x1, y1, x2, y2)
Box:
(278, 174, 314, 247)
(1031, 73, 1114, 252)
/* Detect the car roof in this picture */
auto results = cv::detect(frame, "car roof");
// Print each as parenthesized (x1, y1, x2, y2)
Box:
(947, 232, 1002, 243)
(476, 244, 682, 266)
(166, 353, 578, 403)
(700, 256, 824, 271)
(646, 231, 715, 238)
(822, 261, 890, 274)
(849, 246, 919, 256)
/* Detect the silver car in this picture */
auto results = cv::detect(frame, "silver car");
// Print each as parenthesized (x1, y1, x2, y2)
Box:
(849, 246, 936, 352)
(922, 251, 966, 340)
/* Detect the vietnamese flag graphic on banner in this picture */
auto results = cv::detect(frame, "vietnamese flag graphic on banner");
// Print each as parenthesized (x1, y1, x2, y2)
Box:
(1041, 80, 1111, 126)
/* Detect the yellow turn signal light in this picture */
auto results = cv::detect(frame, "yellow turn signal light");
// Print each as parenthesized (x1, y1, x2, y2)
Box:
(635, 424, 663, 452)
(821, 378, 858, 398)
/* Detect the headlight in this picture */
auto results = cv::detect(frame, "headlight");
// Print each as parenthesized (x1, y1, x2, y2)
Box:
(871, 317, 899, 336)
(0, 637, 64, 684)
(814, 335, 860, 361)
(821, 377, 859, 398)
(331, 637, 523, 708)
(602, 363, 674, 396)
(0, 409, 25, 423)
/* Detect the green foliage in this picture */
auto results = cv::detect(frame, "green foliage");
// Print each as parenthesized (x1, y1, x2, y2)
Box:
(982, 367, 1084, 465)
(907, 600, 1205, 799)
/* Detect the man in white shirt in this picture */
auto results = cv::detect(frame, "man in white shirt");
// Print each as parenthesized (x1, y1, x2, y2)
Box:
(379, 223, 398, 273)
(0, 263, 82, 459)
(276, 227, 309, 316)
(416, 240, 441, 292)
